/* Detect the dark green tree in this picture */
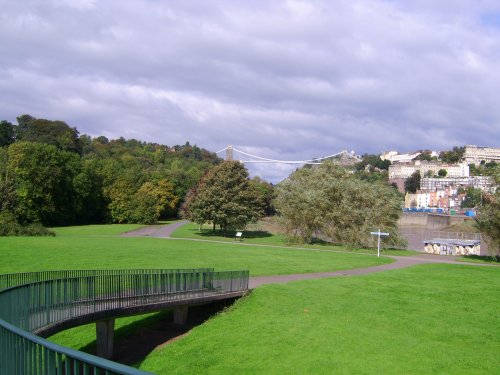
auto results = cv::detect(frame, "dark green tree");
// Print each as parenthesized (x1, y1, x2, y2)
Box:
(404, 170, 421, 193)
(414, 151, 434, 161)
(15, 115, 82, 154)
(439, 146, 465, 164)
(7, 142, 82, 225)
(184, 161, 264, 233)
(461, 187, 482, 208)
(0, 120, 15, 147)
(438, 169, 447, 177)
(249, 176, 275, 216)
(356, 154, 391, 171)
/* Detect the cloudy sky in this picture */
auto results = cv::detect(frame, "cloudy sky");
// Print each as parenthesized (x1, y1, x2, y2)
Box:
(1, 0, 500, 182)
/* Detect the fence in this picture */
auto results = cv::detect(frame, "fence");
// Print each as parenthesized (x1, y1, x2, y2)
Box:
(0, 268, 214, 291)
(0, 269, 249, 374)
(423, 231, 482, 242)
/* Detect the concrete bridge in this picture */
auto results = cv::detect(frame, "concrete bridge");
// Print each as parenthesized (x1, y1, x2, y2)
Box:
(0, 269, 249, 374)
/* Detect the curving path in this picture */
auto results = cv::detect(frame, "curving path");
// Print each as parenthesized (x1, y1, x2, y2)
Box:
(125, 222, 498, 290)
(122, 220, 189, 238)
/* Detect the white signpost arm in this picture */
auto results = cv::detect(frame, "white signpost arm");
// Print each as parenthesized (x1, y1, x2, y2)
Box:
(370, 229, 390, 257)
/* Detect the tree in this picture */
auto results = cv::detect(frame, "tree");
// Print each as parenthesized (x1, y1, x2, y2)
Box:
(7, 142, 82, 225)
(469, 162, 499, 181)
(438, 169, 447, 177)
(414, 151, 434, 161)
(461, 187, 482, 208)
(439, 146, 465, 164)
(132, 179, 178, 224)
(405, 170, 421, 193)
(274, 162, 405, 247)
(0, 120, 15, 147)
(475, 190, 500, 256)
(249, 176, 275, 216)
(15, 115, 82, 154)
(356, 154, 391, 171)
(184, 161, 264, 233)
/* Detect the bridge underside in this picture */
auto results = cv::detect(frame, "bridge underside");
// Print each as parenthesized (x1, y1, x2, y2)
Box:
(35, 291, 246, 358)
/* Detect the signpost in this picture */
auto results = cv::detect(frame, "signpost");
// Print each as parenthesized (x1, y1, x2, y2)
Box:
(370, 229, 390, 257)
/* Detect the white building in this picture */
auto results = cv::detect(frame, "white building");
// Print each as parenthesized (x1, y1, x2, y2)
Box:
(417, 192, 431, 208)
(389, 161, 469, 179)
(381, 151, 421, 163)
(463, 145, 500, 164)
(421, 176, 494, 192)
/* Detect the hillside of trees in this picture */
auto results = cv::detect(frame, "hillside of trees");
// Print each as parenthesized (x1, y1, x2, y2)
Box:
(0, 115, 221, 228)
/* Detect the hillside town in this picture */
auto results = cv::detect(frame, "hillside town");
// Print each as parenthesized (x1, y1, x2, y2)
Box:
(382, 145, 499, 215)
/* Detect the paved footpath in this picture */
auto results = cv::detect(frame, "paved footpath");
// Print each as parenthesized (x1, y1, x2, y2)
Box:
(123, 222, 498, 289)
(122, 220, 189, 238)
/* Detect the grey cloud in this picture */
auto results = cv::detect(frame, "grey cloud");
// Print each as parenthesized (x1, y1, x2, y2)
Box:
(1, 0, 500, 182)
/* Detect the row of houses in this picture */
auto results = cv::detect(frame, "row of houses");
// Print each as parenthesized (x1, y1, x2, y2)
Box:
(390, 175, 495, 196)
(421, 176, 495, 192)
(463, 145, 500, 165)
(383, 145, 500, 166)
(388, 161, 470, 179)
(404, 188, 463, 210)
(385, 145, 499, 180)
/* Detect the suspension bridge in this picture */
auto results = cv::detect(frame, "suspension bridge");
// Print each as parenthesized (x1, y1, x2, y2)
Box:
(215, 145, 362, 166)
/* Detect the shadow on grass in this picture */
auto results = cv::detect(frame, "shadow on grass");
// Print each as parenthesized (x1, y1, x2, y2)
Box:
(461, 255, 500, 263)
(196, 229, 273, 239)
(79, 299, 241, 367)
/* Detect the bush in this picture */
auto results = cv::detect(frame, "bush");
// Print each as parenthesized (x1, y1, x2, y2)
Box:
(0, 211, 55, 237)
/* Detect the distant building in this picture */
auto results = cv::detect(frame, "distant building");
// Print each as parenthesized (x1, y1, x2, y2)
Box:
(424, 239, 481, 256)
(463, 145, 500, 164)
(404, 188, 459, 210)
(381, 151, 421, 163)
(421, 176, 495, 192)
(389, 161, 469, 179)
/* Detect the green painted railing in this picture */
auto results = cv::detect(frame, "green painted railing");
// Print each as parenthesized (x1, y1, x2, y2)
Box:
(0, 269, 249, 374)
(0, 269, 215, 291)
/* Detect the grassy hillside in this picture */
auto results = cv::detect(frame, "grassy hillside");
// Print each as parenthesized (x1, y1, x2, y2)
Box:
(138, 264, 500, 374)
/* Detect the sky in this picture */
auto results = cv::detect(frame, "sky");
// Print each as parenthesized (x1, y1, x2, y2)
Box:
(1, 0, 500, 182)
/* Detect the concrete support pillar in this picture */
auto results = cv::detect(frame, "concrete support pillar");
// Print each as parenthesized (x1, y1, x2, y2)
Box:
(174, 306, 189, 325)
(96, 318, 115, 359)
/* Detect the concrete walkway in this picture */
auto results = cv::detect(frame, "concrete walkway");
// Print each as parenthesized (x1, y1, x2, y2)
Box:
(123, 221, 498, 289)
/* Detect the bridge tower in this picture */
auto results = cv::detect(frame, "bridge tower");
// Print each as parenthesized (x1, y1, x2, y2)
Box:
(226, 145, 234, 161)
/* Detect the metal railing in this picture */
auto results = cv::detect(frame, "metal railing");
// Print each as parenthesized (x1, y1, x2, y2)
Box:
(0, 269, 249, 374)
(423, 231, 482, 241)
(0, 269, 215, 291)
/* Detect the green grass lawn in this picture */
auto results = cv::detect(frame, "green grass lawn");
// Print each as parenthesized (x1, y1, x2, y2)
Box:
(48, 264, 500, 374)
(136, 264, 499, 375)
(3, 224, 497, 374)
(1, 223, 391, 368)
(0, 224, 391, 277)
(456, 255, 500, 264)
(172, 222, 419, 256)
